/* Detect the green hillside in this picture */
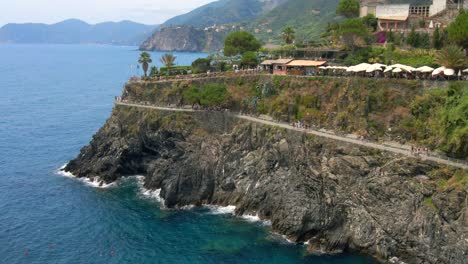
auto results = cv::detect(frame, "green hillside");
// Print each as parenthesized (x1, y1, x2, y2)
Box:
(162, 0, 266, 28)
(249, 0, 341, 44)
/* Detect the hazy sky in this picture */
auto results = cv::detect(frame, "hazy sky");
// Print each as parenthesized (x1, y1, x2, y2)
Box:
(0, 0, 216, 26)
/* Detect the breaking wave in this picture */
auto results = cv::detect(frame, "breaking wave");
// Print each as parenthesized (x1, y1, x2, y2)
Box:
(56, 164, 115, 188)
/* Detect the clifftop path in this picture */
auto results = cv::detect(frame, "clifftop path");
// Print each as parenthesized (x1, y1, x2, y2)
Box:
(65, 76, 467, 264)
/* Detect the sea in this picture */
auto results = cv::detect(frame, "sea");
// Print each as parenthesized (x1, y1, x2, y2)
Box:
(0, 44, 376, 264)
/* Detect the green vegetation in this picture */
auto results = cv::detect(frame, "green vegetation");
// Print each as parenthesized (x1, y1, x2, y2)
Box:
(159, 66, 191, 75)
(224, 31, 261, 56)
(138, 52, 152, 77)
(252, 0, 340, 44)
(149, 66, 158, 77)
(424, 197, 436, 210)
(182, 84, 230, 107)
(160, 54, 177, 74)
(338, 18, 370, 50)
(191, 58, 211, 74)
(399, 83, 467, 158)
(282, 27, 295, 45)
(435, 45, 467, 70)
(432, 27, 443, 50)
(127, 75, 467, 158)
(343, 46, 437, 66)
(336, 0, 359, 18)
(241, 51, 258, 68)
(447, 10, 468, 49)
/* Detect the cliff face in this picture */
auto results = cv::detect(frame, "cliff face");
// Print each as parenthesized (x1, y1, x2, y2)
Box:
(139, 26, 226, 52)
(66, 105, 467, 264)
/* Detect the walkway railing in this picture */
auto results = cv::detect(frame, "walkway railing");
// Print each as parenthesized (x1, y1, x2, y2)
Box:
(128, 70, 468, 84)
(114, 100, 468, 170)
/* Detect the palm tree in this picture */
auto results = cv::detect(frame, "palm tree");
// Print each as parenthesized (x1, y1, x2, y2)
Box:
(160, 54, 177, 75)
(138, 52, 152, 77)
(282, 27, 295, 45)
(435, 45, 467, 70)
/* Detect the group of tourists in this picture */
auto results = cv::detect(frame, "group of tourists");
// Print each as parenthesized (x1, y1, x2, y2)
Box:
(411, 146, 430, 156)
(291, 121, 309, 129)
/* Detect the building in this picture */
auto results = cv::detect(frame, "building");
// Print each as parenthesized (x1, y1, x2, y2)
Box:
(271, 59, 293, 75)
(360, 0, 466, 31)
(286, 60, 327, 76)
(260, 60, 276, 74)
(375, 4, 411, 31)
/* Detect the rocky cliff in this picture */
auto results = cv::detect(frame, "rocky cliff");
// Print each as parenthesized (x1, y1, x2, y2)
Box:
(65, 99, 467, 263)
(139, 26, 226, 52)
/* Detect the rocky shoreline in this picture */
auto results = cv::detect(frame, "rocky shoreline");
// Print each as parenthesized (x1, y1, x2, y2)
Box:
(65, 106, 467, 264)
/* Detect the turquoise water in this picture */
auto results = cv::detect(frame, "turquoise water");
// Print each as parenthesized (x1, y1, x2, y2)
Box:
(0, 44, 376, 264)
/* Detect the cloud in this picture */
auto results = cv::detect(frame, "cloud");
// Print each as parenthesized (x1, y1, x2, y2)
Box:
(0, 0, 216, 26)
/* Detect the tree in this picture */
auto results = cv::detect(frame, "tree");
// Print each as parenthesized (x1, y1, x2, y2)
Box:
(191, 57, 212, 73)
(224, 31, 262, 56)
(336, 0, 360, 18)
(338, 18, 369, 50)
(183, 85, 201, 105)
(406, 25, 421, 48)
(447, 10, 468, 49)
(282, 27, 296, 44)
(160, 54, 177, 75)
(419, 33, 430, 49)
(241, 51, 258, 68)
(138, 52, 152, 77)
(362, 14, 378, 32)
(200, 84, 229, 106)
(149, 66, 158, 77)
(436, 45, 467, 70)
(432, 26, 443, 50)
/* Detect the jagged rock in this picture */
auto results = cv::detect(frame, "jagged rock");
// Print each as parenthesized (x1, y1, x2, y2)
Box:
(65, 107, 467, 264)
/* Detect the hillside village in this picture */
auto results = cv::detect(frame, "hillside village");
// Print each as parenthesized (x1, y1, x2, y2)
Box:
(138, 0, 467, 82)
(360, 0, 467, 31)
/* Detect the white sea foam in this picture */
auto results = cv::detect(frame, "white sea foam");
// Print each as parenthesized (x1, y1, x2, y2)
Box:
(281, 235, 295, 244)
(56, 164, 115, 189)
(204, 205, 236, 215)
(134, 175, 166, 206)
(57, 164, 74, 178)
(241, 213, 272, 226)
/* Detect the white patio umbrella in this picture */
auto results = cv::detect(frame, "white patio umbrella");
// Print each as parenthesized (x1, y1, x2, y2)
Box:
(463, 68, 468, 73)
(349, 63, 371, 72)
(318, 66, 327, 70)
(416, 66, 434, 73)
(384, 67, 393, 73)
(372, 63, 387, 68)
(346, 66, 355, 72)
(432, 66, 445, 76)
(366, 65, 381, 72)
(458, 70, 462, 77)
(390, 64, 416, 72)
(443, 68, 455, 76)
(392, 68, 402, 73)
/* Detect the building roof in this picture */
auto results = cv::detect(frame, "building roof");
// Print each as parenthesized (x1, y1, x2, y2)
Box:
(286, 60, 327, 67)
(260, 60, 276, 65)
(272, 59, 293, 64)
(376, 4, 409, 20)
(261, 59, 293, 65)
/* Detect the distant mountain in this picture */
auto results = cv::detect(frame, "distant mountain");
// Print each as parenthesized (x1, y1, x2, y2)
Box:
(0, 19, 158, 45)
(251, 0, 341, 44)
(161, 0, 288, 28)
(140, 26, 228, 52)
(141, 0, 342, 51)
